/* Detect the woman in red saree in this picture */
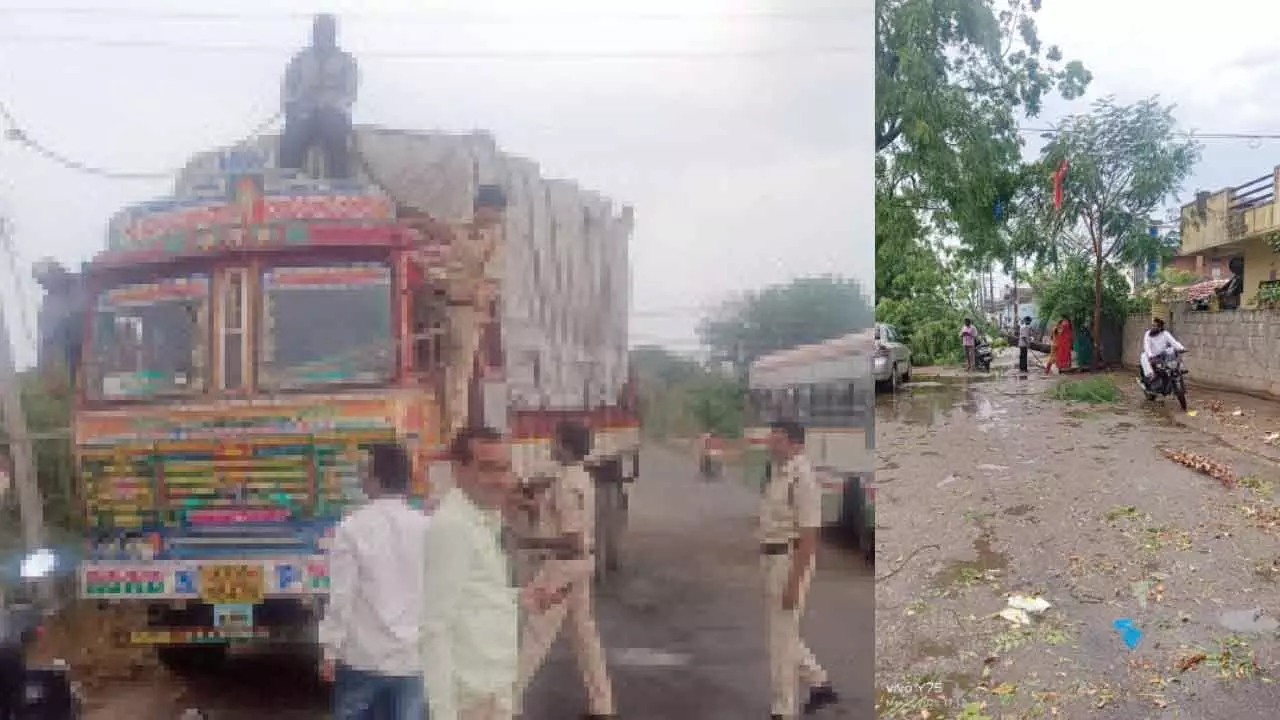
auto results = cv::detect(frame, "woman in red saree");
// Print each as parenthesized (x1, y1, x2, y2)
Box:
(1045, 316, 1073, 375)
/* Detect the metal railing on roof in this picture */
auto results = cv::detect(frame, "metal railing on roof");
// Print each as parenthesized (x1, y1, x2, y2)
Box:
(1229, 173, 1274, 212)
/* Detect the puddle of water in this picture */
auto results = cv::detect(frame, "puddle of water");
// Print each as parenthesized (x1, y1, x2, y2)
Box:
(912, 638, 958, 659)
(930, 528, 1010, 589)
(1218, 609, 1280, 634)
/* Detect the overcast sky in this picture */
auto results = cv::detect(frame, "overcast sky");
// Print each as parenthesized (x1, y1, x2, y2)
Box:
(1032, 1, 1279, 228)
(0, 0, 872, 366)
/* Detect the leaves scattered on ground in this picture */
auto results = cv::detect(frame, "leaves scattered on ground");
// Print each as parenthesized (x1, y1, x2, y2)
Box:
(1239, 474, 1275, 498)
(1190, 636, 1263, 680)
(1050, 377, 1120, 404)
(1161, 447, 1234, 487)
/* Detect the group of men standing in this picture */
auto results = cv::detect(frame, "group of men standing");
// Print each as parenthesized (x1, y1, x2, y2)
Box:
(318, 418, 840, 720)
(317, 422, 616, 720)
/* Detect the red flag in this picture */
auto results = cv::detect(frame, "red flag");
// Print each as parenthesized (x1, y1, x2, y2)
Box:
(1052, 158, 1069, 210)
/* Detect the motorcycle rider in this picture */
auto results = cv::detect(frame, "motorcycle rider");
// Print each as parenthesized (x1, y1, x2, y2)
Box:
(1139, 317, 1186, 389)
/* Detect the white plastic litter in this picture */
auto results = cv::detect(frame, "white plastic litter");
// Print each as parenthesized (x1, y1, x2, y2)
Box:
(999, 595, 1052, 625)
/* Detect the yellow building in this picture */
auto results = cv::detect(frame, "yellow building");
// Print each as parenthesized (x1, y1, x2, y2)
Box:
(1178, 169, 1280, 306)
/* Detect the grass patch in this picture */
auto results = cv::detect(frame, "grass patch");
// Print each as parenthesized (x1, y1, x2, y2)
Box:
(1049, 376, 1121, 404)
(1240, 475, 1275, 498)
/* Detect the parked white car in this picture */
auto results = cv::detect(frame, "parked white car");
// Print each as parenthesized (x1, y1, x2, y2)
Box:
(873, 323, 911, 391)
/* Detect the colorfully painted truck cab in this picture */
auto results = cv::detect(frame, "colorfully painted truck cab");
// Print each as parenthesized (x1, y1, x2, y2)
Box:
(70, 132, 640, 668)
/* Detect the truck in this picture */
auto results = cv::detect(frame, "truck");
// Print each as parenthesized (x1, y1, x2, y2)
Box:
(744, 331, 875, 564)
(56, 127, 640, 670)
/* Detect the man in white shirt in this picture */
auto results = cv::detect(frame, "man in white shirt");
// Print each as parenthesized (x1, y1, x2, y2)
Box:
(1017, 316, 1033, 373)
(318, 443, 430, 720)
(421, 426, 521, 720)
(1139, 317, 1187, 387)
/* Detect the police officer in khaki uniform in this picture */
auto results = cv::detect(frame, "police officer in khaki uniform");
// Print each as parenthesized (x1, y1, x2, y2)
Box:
(760, 420, 838, 719)
(514, 420, 616, 719)
(439, 186, 506, 440)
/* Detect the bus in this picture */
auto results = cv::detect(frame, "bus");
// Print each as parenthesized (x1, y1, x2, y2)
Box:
(745, 331, 875, 564)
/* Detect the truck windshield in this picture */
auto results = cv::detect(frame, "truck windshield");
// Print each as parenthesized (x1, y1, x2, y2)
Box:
(90, 275, 209, 399)
(259, 263, 394, 390)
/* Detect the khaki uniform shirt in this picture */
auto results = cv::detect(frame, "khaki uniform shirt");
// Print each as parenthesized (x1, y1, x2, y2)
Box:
(758, 453, 822, 544)
(445, 226, 501, 308)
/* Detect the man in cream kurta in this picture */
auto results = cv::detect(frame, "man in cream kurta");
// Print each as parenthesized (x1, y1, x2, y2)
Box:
(760, 420, 838, 719)
(421, 427, 520, 720)
(514, 421, 615, 718)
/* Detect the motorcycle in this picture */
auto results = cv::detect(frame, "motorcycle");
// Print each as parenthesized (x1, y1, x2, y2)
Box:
(1, 548, 80, 720)
(1141, 349, 1189, 411)
(974, 337, 994, 372)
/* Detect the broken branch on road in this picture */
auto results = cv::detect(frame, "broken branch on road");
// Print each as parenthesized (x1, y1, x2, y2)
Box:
(1160, 447, 1234, 487)
(876, 543, 942, 582)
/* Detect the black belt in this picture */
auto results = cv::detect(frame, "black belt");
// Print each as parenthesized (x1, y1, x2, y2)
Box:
(761, 541, 797, 555)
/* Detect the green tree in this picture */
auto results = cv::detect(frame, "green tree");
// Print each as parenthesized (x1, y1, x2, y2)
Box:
(1033, 96, 1201, 366)
(877, 0, 1090, 242)
(1032, 255, 1136, 331)
(697, 276, 872, 375)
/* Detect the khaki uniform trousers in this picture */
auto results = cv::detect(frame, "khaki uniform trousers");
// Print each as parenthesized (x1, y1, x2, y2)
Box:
(515, 557, 615, 715)
(763, 549, 826, 717)
(447, 304, 482, 438)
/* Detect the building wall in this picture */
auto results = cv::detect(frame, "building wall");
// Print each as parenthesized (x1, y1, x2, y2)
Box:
(1143, 306, 1280, 396)
(1122, 312, 1148, 369)
(1242, 236, 1280, 305)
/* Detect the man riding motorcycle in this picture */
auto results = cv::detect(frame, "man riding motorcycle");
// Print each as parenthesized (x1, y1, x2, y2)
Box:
(1139, 317, 1186, 390)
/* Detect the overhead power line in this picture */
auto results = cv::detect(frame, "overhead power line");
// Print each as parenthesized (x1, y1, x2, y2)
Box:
(0, 100, 281, 180)
(0, 7, 863, 23)
(0, 34, 864, 60)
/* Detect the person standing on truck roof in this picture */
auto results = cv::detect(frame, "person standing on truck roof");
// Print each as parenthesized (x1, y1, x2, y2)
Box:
(421, 426, 521, 720)
(317, 443, 430, 720)
(442, 186, 508, 441)
(514, 420, 616, 720)
(760, 420, 839, 719)
(279, 13, 358, 179)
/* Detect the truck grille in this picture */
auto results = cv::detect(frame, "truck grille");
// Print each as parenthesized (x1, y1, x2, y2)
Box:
(81, 432, 394, 543)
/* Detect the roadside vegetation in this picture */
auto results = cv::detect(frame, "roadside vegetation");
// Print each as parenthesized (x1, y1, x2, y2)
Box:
(1048, 376, 1121, 404)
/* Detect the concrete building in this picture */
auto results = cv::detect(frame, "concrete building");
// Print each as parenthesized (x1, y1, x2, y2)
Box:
(1177, 169, 1280, 305)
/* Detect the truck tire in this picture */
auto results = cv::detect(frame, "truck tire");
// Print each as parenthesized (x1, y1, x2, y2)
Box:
(596, 479, 625, 579)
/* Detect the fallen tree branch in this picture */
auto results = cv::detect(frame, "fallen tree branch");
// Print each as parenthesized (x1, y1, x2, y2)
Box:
(875, 543, 941, 582)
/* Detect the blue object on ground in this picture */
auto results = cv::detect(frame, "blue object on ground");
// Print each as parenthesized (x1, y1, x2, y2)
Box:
(1113, 618, 1143, 649)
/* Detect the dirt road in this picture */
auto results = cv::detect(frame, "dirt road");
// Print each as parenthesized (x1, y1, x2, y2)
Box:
(72, 444, 872, 719)
(876, 365, 1280, 719)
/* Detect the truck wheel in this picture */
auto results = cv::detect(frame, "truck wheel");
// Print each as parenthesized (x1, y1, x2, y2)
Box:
(156, 645, 228, 675)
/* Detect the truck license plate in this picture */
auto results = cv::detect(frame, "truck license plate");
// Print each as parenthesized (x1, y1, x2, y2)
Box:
(199, 565, 265, 605)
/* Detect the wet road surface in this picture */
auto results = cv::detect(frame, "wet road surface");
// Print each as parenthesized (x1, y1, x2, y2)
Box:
(70, 444, 872, 719)
(876, 364, 1280, 719)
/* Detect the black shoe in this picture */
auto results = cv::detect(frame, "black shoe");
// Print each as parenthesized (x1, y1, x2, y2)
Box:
(802, 684, 839, 714)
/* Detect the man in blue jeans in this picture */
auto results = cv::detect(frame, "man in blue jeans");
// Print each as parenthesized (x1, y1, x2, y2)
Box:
(318, 443, 431, 719)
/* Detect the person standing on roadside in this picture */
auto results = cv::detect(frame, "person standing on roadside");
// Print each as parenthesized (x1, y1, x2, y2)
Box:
(515, 420, 616, 719)
(421, 426, 521, 720)
(1017, 316, 1033, 373)
(960, 318, 978, 371)
(760, 421, 838, 719)
(318, 443, 431, 720)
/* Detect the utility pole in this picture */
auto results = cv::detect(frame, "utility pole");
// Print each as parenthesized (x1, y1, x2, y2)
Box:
(0, 227, 44, 549)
